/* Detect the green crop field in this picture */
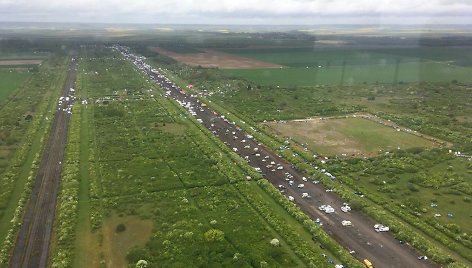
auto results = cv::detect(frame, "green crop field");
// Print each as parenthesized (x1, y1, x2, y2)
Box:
(221, 47, 472, 67)
(0, 70, 31, 99)
(222, 62, 472, 86)
(49, 47, 352, 268)
(266, 117, 439, 157)
(220, 47, 472, 86)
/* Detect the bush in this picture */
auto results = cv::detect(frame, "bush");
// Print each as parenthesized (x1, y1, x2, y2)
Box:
(116, 223, 126, 233)
(204, 229, 225, 242)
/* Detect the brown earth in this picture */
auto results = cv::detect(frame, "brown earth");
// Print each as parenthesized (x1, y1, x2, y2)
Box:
(0, 60, 43, 66)
(102, 215, 153, 268)
(153, 47, 283, 69)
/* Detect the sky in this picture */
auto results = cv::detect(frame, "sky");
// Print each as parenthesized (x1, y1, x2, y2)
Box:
(0, 0, 471, 25)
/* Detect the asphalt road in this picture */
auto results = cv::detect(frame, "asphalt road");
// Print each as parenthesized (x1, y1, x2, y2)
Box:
(116, 45, 438, 268)
(9, 57, 77, 268)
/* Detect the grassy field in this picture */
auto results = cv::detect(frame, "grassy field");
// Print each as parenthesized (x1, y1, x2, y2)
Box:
(220, 47, 472, 86)
(266, 117, 438, 157)
(329, 150, 472, 235)
(221, 47, 472, 67)
(0, 70, 31, 99)
(222, 62, 472, 86)
(50, 47, 346, 268)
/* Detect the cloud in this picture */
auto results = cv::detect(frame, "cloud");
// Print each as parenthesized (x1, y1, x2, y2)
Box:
(0, 0, 471, 24)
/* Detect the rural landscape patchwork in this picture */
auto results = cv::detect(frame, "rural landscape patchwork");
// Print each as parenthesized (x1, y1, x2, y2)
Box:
(0, 4, 472, 268)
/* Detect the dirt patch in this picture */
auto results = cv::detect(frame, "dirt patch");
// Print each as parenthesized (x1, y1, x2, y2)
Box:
(102, 214, 153, 268)
(74, 229, 101, 268)
(0, 60, 43, 66)
(266, 118, 364, 157)
(455, 115, 472, 123)
(265, 114, 442, 157)
(153, 47, 283, 69)
(0, 148, 12, 159)
(154, 122, 187, 135)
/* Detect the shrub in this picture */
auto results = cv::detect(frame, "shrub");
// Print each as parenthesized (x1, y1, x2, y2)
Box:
(204, 229, 224, 242)
(116, 223, 126, 233)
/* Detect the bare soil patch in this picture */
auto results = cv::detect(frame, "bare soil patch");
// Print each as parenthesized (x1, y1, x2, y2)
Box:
(265, 114, 442, 157)
(102, 214, 153, 268)
(153, 47, 283, 69)
(0, 60, 43, 66)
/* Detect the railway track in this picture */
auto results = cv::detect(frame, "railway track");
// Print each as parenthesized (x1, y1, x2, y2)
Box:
(9, 56, 77, 268)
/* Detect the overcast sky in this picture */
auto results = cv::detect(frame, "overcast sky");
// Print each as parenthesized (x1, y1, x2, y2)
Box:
(0, 0, 471, 25)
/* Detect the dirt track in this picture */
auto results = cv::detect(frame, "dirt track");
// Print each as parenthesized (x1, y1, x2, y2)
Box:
(118, 45, 439, 268)
(9, 56, 77, 268)
(153, 47, 283, 69)
(0, 60, 43, 66)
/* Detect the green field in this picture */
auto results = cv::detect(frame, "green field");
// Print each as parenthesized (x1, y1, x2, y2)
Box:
(0, 70, 31, 99)
(330, 150, 472, 234)
(222, 62, 472, 86)
(220, 47, 472, 86)
(266, 117, 439, 157)
(221, 47, 472, 67)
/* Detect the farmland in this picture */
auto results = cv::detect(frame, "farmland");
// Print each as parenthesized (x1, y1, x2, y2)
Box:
(220, 47, 472, 86)
(0, 69, 31, 99)
(265, 116, 439, 157)
(153, 47, 282, 69)
(49, 47, 344, 268)
(0, 27, 470, 268)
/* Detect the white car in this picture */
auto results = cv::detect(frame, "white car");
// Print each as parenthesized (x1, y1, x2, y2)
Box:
(341, 220, 352, 226)
(302, 177, 308, 182)
(297, 183, 304, 188)
(341, 204, 351, 213)
(302, 193, 311, 198)
(277, 166, 284, 170)
(319, 204, 335, 214)
(232, 147, 238, 152)
(374, 224, 390, 232)
(288, 196, 295, 202)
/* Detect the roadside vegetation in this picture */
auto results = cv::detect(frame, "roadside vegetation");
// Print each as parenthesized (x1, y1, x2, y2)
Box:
(0, 51, 68, 264)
